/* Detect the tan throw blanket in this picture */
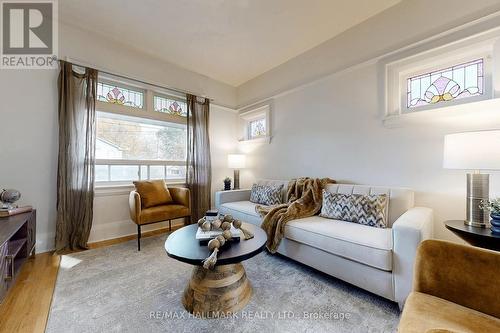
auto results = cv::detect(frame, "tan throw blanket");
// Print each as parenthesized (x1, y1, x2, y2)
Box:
(255, 177, 335, 253)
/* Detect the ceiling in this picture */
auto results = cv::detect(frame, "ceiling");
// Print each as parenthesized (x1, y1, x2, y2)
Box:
(60, 0, 400, 86)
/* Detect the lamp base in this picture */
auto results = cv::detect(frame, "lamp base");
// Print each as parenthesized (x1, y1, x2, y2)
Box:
(465, 173, 489, 228)
(233, 169, 240, 190)
(464, 220, 489, 228)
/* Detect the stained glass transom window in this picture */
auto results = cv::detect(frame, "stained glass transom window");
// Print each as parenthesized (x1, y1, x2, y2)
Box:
(407, 59, 483, 109)
(154, 96, 187, 117)
(249, 118, 266, 138)
(97, 82, 144, 108)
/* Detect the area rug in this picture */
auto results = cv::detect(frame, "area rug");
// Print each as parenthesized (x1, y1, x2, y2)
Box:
(46, 234, 400, 333)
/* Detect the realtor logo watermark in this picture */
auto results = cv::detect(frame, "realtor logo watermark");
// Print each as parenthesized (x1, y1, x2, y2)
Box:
(1, 0, 58, 69)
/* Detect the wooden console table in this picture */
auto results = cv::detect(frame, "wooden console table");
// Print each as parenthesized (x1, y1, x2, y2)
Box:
(0, 210, 36, 303)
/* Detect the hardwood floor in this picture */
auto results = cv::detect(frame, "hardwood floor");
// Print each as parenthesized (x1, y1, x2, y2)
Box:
(0, 252, 60, 333)
(0, 226, 178, 333)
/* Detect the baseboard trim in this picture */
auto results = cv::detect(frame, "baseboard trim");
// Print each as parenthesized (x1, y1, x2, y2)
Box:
(87, 224, 184, 249)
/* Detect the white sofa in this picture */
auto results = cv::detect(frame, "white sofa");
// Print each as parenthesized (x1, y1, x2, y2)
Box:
(215, 180, 434, 308)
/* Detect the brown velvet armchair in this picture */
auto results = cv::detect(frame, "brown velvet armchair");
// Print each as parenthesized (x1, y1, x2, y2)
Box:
(398, 239, 500, 332)
(129, 187, 191, 251)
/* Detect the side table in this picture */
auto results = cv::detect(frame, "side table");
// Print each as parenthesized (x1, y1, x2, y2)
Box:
(445, 220, 500, 251)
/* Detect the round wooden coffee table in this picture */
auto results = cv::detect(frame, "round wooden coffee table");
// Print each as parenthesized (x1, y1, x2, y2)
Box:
(165, 223, 267, 316)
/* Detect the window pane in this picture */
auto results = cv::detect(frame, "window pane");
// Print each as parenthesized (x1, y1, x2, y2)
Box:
(97, 82, 144, 108)
(109, 165, 139, 181)
(140, 165, 148, 180)
(249, 118, 266, 138)
(96, 113, 187, 161)
(167, 166, 186, 179)
(95, 165, 109, 182)
(407, 59, 484, 109)
(149, 165, 165, 180)
(154, 96, 187, 117)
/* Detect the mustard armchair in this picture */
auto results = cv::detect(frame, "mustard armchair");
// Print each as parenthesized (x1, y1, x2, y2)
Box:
(398, 240, 500, 332)
(129, 186, 191, 251)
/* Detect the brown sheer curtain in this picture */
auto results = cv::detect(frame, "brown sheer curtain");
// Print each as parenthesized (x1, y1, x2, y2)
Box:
(186, 94, 211, 223)
(56, 60, 98, 251)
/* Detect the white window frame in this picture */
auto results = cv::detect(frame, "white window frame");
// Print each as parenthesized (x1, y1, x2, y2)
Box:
(238, 104, 271, 143)
(95, 76, 188, 186)
(383, 34, 500, 127)
(95, 159, 186, 186)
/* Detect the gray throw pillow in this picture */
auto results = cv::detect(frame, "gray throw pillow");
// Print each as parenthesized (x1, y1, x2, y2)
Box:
(250, 184, 283, 206)
(320, 190, 388, 228)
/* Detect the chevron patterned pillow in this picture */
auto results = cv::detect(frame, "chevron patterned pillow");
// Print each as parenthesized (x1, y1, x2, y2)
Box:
(320, 190, 388, 228)
(250, 184, 283, 206)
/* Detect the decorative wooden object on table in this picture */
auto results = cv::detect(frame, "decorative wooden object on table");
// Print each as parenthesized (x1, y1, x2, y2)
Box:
(197, 214, 254, 269)
(445, 220, 500, 251)
(0, 210, 36, 303)
(165, 223, 266, 317)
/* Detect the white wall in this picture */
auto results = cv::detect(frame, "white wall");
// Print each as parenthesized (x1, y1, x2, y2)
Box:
(238, 61, 500, 242)
(209, 106, 239, 200)
(0, 70, 59, 252)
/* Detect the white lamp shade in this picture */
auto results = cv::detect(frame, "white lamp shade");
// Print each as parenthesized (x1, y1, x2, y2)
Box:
(443, 130, 500, 170)
(227, 154, 246, 169)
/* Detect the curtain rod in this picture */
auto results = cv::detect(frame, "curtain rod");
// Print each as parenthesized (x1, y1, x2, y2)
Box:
(64, 57, 213, 101)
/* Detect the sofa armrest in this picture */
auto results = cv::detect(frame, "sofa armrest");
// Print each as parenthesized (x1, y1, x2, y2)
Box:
(215, 189, 251, 208)
(413, 239, 500, 318)
(169, 187, 191, 209)
(392, 207, 434, 308)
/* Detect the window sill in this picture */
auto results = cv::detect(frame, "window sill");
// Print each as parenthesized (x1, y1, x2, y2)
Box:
(383, 98, 500, 128)
(95, 181, 186, 197)
(238, 136, 272, 144)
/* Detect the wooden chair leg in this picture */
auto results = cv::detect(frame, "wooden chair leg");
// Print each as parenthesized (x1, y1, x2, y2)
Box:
(137, 225, 141, 251)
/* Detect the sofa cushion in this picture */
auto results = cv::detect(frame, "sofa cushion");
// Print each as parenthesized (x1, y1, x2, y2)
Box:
(284, 216, 393, 270)
(399, 292, 500, 333)
(219, 201, 263, 226)
(320, 191, 388, 228)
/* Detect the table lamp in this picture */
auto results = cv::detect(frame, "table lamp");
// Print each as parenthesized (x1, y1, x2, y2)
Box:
(227, 154, 246, 190)
(443, 130, 500, 227)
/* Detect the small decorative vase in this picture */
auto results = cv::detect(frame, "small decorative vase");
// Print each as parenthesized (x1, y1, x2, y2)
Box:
(223, 179, 231, 191)
(490, 213, 500, 234)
